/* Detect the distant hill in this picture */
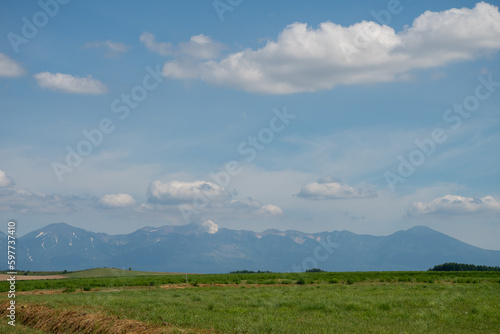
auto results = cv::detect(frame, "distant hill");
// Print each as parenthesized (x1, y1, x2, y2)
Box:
(62, 268, 185, 278)
(3, 223, 499, 273)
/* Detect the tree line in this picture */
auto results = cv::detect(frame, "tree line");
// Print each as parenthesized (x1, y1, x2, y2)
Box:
(428, 263, 500, 271)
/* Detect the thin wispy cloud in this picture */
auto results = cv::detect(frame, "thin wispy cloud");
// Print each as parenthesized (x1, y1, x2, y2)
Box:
(408, 195, 500, 216)
(225, 198, 284, 216)
(147, 180, 230, 205)
(85, 40, 130, 56)
(33, 72, 107, 94)
(297, 176, 377, 200)
(140, 32, 173, 56)
(0, 188, 77, 215)
(141, 32, 226, 59)
(0, 171, 82, 214)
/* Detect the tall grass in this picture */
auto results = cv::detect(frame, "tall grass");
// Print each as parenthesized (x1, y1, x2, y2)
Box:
(13, 283, 500, 333)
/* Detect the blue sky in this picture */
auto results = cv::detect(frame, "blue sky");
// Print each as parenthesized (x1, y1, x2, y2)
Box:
(1, 0, 499, 250)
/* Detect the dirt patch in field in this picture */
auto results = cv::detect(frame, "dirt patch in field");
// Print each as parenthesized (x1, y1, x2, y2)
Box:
(17, 289, 64, 296)
(0, 274, 67, 281)
(0, 301, 215, 333)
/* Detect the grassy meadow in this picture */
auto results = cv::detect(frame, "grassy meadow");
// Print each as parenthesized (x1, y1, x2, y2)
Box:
(2, 269, 500, 292)
(1, 270, 499, 333)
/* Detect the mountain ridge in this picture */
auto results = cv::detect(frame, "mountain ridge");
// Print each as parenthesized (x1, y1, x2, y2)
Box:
(3, 223, 499, 273)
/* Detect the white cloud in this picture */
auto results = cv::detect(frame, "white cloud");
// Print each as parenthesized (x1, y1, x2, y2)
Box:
(99, 193, 136, 208)
(34, 72, 107, 94)
(297, 176, 377, 200)
(408, 195, 500, 216)
(258, 204, 284, 215)
(162, 2, 500, 94)
(163, 59, 200, 79)
(180, 34, 226, 59)
(202, 219, 218, 234)
(141, 32, 225, 59)
(140, 32, 173, 56)
(143, 179, 284, 223)
(85, 40, 130, 55)
(0, 53, 25, 77)
(0, 170, 14, 188)
(147, 180, 229, 205)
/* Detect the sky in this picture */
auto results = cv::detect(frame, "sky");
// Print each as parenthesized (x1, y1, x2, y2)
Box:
(0, 0, 499, 250)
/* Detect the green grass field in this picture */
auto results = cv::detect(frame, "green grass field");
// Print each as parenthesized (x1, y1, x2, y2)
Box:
(1, 271, 499, 333)
(1, 270, 499, 293)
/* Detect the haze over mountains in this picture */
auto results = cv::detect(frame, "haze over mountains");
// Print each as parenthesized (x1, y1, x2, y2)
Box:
(2, 223, 499, 273)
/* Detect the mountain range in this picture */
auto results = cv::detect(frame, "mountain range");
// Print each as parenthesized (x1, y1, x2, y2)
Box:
(2, 223, 499, 273)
